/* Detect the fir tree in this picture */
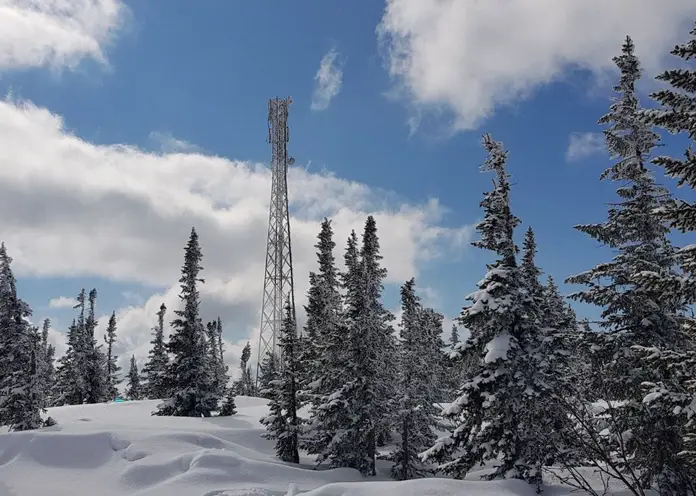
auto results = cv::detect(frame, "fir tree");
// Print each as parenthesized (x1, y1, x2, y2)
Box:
(39, 318, 56, 408)
(206, 318, 228, 399)
(0, 243, 43, 431)
(154, 228, 218, 417)
(327, 217, 396, 476)
(565, 36, 693, 493)
(54, 319, 84, 406)
(256, 351, 279, 400)
(142, 303, 169, 399)
(126, 355, 143, 400)
(103, 312, 121, 400)
(422, 135, 548, 490)
(448, 324, 459, 348)
(260, 298, 301, 464)
(219, 387, 237, 416)
(234, 342, 254, 396)
(84, 288, 109, 404)
(390, 278, 439, 480)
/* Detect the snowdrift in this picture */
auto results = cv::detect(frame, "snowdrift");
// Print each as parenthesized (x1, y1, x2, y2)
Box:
(0, 397, 580, 495)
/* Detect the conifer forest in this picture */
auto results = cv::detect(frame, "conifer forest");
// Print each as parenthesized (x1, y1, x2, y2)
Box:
(2, 19, 696, 496)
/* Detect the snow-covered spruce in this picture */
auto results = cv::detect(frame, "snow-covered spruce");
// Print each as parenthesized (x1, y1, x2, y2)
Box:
(233, 341, 255, 397)
(565, 36, 695, 494)
(206, 317, 228, 399)
(260, 298, 301, 464)
(104, 312, 122, 401)
(421, 134, 550, 491)
(126, 355, 143, 400)
(0, 243, 45, 431)
(154, 227, 219, 417)
(301, 218, 351, 461)
(142, 303, 169, 400)
(388, 278, 440, 480)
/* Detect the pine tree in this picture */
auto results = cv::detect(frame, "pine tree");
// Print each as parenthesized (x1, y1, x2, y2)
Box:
(566, 36, 693, 493)
(126, 355, 143, 400)
(256, 351, 279, 400)
(219, 387, 237, 416)
(390, 279, 439, 480)
(54, 319, 84, 405)
(103, 312, 121, 400)
(234, 342, 254, 396)
(642, 23, 696, 233)
(303, 229, 355, 466)
(206, 318, 228, 399)
(422, 135, 548, 490)
(154, 228, 218, 417)
(326, 217, 396, 476)
(260, 298, 301, 464)
(84, 289, 109, 404)
(0, 243, 43, 431)
(448, 324, 459, 348)
(142, 303, 169, 399)
(38, 318, 56, 408)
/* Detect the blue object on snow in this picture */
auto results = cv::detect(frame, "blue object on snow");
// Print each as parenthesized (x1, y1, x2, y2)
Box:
(114, 397, 126, 403)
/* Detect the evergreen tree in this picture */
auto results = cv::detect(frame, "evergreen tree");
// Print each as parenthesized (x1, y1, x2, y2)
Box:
(206, 318, 228, 399)
(154, 228, 219, 417)
(422, 134, 548, 490)
(256, 351, 279, 400)
(0, 243, 44, 431)
(126, 355, 143, 400)
(390, 279, 439, 480)
(448, 324, 459, 348)
(54, 319, 84, 405)
(325, 217, 396, 476)
(260, 298, 301, 464)
(103, 312, 121, 400)
(565, 36, 693, 493)
(38, 318, 56, 408)
(219, 387, 237, 416)
(84, 289, 109, 404)
(234, 342, 254, 396)
(142, 303, 169, 399)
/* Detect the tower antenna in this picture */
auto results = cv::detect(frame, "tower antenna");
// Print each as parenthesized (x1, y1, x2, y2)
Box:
(256, 97, 297, 386)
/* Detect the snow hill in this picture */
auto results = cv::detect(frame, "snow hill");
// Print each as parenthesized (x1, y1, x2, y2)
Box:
(0, 397, 598, 496)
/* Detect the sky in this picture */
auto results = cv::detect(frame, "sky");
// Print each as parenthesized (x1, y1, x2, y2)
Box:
(1, 0, 695, 377)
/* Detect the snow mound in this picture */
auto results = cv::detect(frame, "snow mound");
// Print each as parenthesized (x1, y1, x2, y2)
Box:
(0, 396, 578, 495)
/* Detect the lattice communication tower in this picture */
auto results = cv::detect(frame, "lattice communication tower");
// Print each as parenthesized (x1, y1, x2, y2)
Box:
(256, 97, 297, 384)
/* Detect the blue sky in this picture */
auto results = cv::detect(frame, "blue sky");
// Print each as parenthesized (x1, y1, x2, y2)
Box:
(0, 0, 695, 372)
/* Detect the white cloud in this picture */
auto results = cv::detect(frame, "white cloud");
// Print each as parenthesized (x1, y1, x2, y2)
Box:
(0, 98, 474, 374)
(0, 0, 128, 71)
(377, 0, 696, 132)
(149, 131, 201, 154)
(48, 296, 78, 309)
(566, 132, 605, 162)
(311, 48, 344, 111)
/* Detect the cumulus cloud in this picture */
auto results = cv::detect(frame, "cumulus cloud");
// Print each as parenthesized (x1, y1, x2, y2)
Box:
(48, 296, 78, 309)
(377, 0, 696, 132)
(0, 0, 128, 71)
(0, 98, 473, 374)
(311, 48, 344, 111)
(566, 132, 605, 162)
(149, 131, 201, 154)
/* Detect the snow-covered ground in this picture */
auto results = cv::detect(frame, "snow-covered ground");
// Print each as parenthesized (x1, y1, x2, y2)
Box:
(0, 397, 613, 495)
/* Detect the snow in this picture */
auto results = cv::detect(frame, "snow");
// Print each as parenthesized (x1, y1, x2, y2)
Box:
(0, 396, 610, 495)
(484, 331, 512, 363)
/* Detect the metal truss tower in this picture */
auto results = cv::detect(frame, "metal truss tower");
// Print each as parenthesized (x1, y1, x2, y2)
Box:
(256, 97, 297, 383)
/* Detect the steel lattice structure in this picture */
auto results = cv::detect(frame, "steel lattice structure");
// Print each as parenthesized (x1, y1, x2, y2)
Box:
(256, 97, 297, 383)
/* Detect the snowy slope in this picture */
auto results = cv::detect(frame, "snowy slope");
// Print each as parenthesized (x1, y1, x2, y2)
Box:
(0, 397, 590, 496)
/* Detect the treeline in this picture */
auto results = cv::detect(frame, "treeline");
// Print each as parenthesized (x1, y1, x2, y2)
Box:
(258, 27, 696, 495)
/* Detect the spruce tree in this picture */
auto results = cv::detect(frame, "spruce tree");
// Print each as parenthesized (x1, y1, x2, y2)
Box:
(448, 324, 459, 348)
(142, 303, 169, 399)
(126, 355, 143, 400)
(256, 351, 279, 400)
(234, 342, 254, 396)
(0, 244, 43, 431)
(566, 36, 693, 493)
(103, 312, 121, 400)
(422, 135, 547, 490)
(260, 298, 301, 464)
(84, 289, 109, 404)
(325, 217, 395, 476)
(390, 279, 438, 480)
(206, 318, 228, 399)
(154, 228, 218, 417)
(54, 319, 84, 405)
(219, 387, 237, 416)
(39, 318, 56, 408)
